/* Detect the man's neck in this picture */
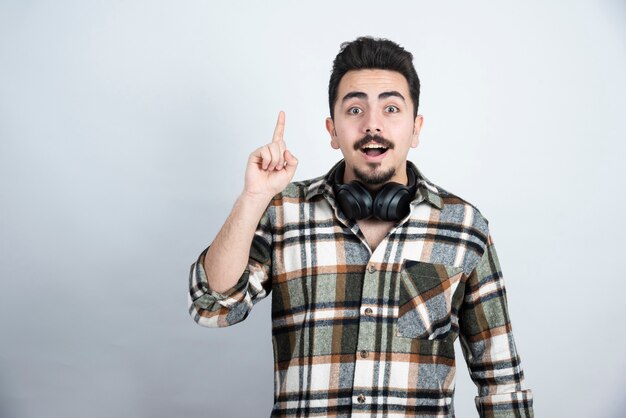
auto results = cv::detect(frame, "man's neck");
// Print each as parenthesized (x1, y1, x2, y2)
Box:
(357, 218, 396, 252)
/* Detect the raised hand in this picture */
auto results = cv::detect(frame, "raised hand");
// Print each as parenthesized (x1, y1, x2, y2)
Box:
(244, 111, 298, 200)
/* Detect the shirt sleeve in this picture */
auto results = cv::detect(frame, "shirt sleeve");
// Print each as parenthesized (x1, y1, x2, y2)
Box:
(187, 211, 273, 328)
(459, 234, 534, 418)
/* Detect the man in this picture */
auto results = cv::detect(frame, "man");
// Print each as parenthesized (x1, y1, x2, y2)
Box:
(188, 37, 533, 417)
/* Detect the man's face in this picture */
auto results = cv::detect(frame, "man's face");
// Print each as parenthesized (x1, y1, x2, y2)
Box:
(326, 69, 423, 189)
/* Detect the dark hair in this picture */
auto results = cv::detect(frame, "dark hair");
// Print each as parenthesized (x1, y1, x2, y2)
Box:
(328, 37, 420, 119)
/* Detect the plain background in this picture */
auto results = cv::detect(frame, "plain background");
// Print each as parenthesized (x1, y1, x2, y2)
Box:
(1, 1, 625, 417)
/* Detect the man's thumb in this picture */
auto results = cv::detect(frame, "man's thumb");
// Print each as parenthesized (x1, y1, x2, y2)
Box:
(284, 150, 298, 172)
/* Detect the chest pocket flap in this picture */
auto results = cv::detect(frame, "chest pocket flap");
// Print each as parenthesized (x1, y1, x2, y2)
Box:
(397, 260, 465, 340)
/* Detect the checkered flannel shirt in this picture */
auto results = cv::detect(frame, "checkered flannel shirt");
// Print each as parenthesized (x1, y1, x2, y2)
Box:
(189, 161, 533, 418)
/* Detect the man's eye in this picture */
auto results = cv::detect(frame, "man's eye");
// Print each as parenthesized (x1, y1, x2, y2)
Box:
(386, 105, 399, 113)
(348, 107, 362, 115)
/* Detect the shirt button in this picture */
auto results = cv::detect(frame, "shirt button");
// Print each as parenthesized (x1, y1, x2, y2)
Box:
(364, 307, 373, 316)
(360, 350, 369, 358)
(367, 265, 376, 273)
(357, 394, 366, 404)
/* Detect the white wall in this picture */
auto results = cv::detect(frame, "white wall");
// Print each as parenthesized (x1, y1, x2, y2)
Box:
(1, 1, 625, 417)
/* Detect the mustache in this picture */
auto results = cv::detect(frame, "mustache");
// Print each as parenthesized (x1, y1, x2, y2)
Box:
(353, 134, 394, 151)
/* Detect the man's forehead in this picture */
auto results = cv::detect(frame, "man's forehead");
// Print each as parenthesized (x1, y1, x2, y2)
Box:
(338, 69, 410, 96)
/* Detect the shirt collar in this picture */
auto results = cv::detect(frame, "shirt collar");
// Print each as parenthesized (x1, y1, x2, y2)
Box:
(304, 160, 444, 210)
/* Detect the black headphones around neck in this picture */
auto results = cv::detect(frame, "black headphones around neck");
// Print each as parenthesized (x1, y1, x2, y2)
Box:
(331, 161, 418, 221)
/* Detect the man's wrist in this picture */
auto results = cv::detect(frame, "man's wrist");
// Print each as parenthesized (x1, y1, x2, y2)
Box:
(238, 190, 275, 212)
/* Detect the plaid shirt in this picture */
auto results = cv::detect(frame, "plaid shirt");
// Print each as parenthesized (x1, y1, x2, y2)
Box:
(189, 161, 533, 418)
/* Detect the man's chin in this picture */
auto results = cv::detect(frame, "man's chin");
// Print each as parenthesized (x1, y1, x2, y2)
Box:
(354, 165, 396, 186)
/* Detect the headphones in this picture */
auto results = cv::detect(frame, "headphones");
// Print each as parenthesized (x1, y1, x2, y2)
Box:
(331, 161, 418, 221)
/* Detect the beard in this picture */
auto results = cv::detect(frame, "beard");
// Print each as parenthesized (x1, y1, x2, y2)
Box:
(354, 164, 396, 186)
(352, 134, 396, 186)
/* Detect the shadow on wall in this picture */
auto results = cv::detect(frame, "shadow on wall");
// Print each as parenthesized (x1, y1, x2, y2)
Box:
(0, 365, 17, 418)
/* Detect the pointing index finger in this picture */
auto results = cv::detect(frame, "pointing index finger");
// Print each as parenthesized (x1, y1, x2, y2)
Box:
(272, 111, 285, 143)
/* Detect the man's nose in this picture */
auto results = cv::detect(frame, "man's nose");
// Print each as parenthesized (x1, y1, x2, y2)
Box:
(364, 112, 383, 134)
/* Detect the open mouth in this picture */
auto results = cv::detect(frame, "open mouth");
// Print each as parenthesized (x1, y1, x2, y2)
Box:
(361, 143, 389, 157)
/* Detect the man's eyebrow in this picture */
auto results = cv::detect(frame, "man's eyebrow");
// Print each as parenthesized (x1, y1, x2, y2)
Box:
(379, 91, 406, 101)
(342, 91, 368, 102)
(341, 91, 406, 103)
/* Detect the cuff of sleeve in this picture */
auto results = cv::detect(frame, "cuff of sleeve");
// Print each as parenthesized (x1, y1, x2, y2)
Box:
(475, 390, 534, 418)
(192, 267, 250, 312)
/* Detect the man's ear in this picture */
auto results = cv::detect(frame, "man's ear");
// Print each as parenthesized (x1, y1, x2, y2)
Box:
(411, 115, 424, 148)
(326, 117, 340, 149)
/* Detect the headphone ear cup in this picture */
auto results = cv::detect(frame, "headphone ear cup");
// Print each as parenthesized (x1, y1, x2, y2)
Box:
(336, 181, 373, 220)
(373, 183, 412, 221)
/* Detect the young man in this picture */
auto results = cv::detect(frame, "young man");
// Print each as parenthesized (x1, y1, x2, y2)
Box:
(188, 37, 533, 418)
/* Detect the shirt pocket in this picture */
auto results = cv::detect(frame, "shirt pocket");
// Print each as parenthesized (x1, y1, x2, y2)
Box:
(397, 260, 465, 340)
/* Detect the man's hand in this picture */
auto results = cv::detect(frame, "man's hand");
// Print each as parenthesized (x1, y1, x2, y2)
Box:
(244, 111, 298, 201)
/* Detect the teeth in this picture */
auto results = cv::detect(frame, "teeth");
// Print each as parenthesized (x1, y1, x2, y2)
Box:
(362, 144, 387, 149)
